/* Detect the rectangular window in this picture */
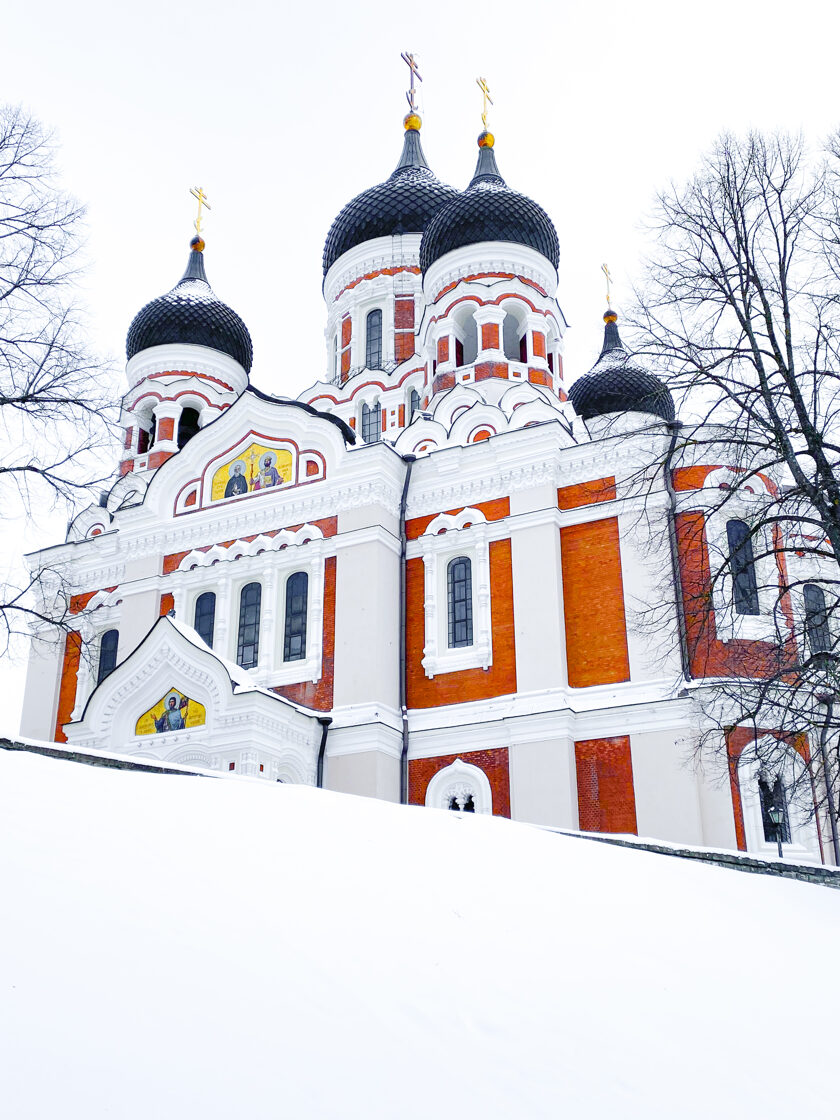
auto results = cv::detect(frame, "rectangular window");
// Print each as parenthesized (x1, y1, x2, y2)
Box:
(237, 582, 261, 668)
(283, 572, 309, 662)
(366, 309, 383, 370)
(447, 556, 474, 648)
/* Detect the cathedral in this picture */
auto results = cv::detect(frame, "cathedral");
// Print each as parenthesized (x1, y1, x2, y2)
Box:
(17, 87, 830, 864)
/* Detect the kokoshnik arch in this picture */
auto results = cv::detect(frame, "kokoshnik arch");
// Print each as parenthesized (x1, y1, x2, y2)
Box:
(18, 84, 836, 864)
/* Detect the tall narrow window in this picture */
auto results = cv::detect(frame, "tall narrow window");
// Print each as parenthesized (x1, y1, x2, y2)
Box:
(97, 629, 119, 683)
(194, 591, 216, 649)
(283, 572, 309, 662)
(447, 556, 473, 648)
(409, 389, 421, 423)
(331, 334, 338, 381)
(362, 401, 381, 444)
(366, 309, 383, 370)
(804, 583, 831, 655)
(237, 582, 261, 669)
(758, 774, 791, 844)
(177, 407, 201, 450)
(726, 519, 759, 615)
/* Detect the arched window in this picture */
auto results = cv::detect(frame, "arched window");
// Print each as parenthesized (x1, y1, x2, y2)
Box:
(447, 556, 473, 648)
(426, 758, 493, 814)
(804, 583, 831, 655)
(502, 309, 525, 361)
(408, 389, 421, 423)
(177, 407, 201, 450)
(237, 582, 262, 669)
(366, 309, 383, 370)
(194, 591, 216, 649)
(362, 401, 381, 444)
(758, 773, 791, 844)
(726, 519, 759, 615)
(283, 572, 308, 662)
(97, 629, 119, 683)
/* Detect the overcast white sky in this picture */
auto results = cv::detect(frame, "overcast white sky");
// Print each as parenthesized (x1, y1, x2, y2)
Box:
(3, 0, 840, 729)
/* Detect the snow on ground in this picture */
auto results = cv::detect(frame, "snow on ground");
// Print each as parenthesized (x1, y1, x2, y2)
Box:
(1, 750, 838, 1120)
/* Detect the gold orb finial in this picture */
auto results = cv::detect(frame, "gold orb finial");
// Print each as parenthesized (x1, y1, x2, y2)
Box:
(478, 130, 495, 148)
(404, 111, 422, 131)
(190, 234, 205, 252)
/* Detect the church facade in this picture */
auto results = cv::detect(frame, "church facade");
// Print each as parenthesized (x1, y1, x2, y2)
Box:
(18, 108, 830, 863)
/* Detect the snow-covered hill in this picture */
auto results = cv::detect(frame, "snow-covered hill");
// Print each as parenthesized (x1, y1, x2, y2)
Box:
(2, 749, 837, 1119)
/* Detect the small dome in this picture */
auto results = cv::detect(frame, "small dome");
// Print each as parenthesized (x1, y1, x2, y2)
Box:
(127, 238, 253, 373)
(568, 311, 675, 423)
(419, 137, 559, 273)
(323, 118, 458, 276)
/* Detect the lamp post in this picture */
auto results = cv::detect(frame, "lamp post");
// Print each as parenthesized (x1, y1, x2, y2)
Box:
(768, 805, 784, 861)
(815, 691, 840, 867)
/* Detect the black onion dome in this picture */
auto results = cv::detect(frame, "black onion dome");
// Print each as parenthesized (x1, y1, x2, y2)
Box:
(322, 122, 459, 275)
(126, 238, 253, 373)
(568, 312, 675, 423)
(419, 136, 559, 272)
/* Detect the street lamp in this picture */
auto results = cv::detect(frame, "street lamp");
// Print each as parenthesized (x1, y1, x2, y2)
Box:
(768, 805, 784, 860)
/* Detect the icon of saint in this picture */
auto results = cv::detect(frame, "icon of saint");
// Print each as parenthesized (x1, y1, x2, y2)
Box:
(224, 462, 249, 498)
(155, 695, 188, 733)
(252, 455, 281, 490)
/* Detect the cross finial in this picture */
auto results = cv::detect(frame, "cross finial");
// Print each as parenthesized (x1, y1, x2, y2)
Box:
(190, 186, 211, 235)
(401, 52, 423, 113)
(601, 262, 613, 308)
(476, 77, 493, 130)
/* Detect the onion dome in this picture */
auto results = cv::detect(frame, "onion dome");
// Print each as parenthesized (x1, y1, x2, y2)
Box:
(322, 114, 459, 275)
(568, 310, 675, 423)
(126, 236, 253, 373)
(419, 132, 559, 273)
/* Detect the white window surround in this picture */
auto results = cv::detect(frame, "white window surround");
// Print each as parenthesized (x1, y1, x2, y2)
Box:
(737, 739, 822, 863)
(71, 593, 124, 719)
(702, 473, 782, 642)
(419, 508, 492, 678)
(425, 757, 493, 814)
(171, 534, 327, 688)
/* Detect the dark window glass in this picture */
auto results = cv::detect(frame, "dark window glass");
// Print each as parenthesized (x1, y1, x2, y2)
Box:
(448, 793, 475, 812)
(148, 415, 157, 448)
(194, 591, 216, 648)
(455, 338, 464, 367)
(804, 584, 831, 655)
(366, 309, 383, 370)
(137, 428, 149, 454)
(362, 401, 381, 444)
(409, 389, 421, 423)
(97, 629, 119, 684)
(177, 407, 201, 450)
(284, 572, 308, 662)
(727, 519, 759, 615)
(237, 582, 261, 669)
(447, 556, 473, 648)
(759, 774, 791, 844)
(547, 351, 554, 373)
(519, 334, 528, 363)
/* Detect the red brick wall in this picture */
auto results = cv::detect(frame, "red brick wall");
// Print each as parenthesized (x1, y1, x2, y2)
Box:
(558, 478, 616, 510)
(561, 517, 630, 687)
(159, 592, 174, 616)
(409, 748, 511, 817)
(674, 511, 796, 678)
(54, 630, 82, 743)
(481, 323, 499, 350)
(406, 539, 517, 708)
(272, 555, 336, 711)
(394, 297, 415, 364)
(575, 736, 637, 833)
(406, 497, 510, 540)
(437, 337, 449, 364)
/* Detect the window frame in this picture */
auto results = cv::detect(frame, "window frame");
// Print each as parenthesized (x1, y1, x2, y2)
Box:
(97, 628, 119, 684)
(361, 400, 382, 444)
(283, 571, 309, 663)
(236, 581, 262, 670)
(194, 591, 216, 649)
(365, 308, 383, 371)
(447, 555, 474, 649)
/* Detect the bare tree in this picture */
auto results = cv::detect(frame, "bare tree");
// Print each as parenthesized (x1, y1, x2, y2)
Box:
(0, 105, 116, 652)
(628, 130, 840, 859)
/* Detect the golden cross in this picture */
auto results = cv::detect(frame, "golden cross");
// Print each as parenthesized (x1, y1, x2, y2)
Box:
(190, 186, 211, 235)
(401, 51, 422, 112)
(476, 77, 493, 130)
(601, 263, 613, 307)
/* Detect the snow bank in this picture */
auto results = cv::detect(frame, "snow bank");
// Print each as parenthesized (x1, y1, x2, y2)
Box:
(1, 749, 837, 1119)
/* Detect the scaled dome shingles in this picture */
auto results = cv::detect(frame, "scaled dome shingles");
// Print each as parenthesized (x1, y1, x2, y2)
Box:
(126, 268, 254, 374)
(322, 128, 459, 275)
(420, 180, 560, 273)
(569, 350, 675, 423)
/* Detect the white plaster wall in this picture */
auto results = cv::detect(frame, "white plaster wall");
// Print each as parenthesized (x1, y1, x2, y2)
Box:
(19, 631, 64, 740)
(117, 587, 165, 667)
(510, 519, 565, 693)
(509, 738, 578, 828)
(332, 540, 400, 710)
(617, 509, 681, 684)
(695, 764, 739, 850)
(325, 749, 400, 802)
(630, 729, 705, 844)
